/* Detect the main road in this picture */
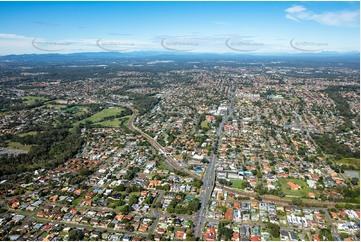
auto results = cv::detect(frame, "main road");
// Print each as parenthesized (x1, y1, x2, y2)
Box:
(194, 83, 236, 239)
(125, 94, 355, 239)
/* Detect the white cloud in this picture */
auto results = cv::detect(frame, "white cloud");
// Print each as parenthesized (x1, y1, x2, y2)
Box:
(286, 14, 299, 22)
(312, 11, 360, 26)
(286, 5, 306, 13)
(0, 33, 31, 40)
(285, 5, 359, 27)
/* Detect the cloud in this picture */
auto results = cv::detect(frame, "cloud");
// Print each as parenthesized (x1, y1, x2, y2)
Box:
(286, 5, 307, 13)
(286, 13, 302, 22)
(285, 5, 359, 27)
(0, 33, 35, 55)
(0, 33, 31, 40)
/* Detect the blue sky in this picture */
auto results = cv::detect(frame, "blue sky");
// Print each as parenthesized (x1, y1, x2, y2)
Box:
(0, 1, 359, 55)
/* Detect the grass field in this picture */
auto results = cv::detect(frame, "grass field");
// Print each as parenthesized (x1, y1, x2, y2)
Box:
(7, 141, 32, 151)
(43, 103, 67, 110)
(336, 158, 360, 169)
(158, 160, 172, 171)
(64, 105, 89, 116)
(66, 106, 82, 111)
(120, 115, 131, 126)
(201, 120, 210, 129)
(231, 179, 246, 189)
(51, 99, 67, 104)
(22, 96, 47, 105)
(72, 107, 124, 127)
(175, 154, 184, 160)
(278, 178, 316, 198)
(75, 110, 88, 117)
(18, 131, 39, 137)
(75, 107, 89, 116)
(96, 118, 122, 127)
(290, 97, 300, 102)
(95, 115, 131, 128)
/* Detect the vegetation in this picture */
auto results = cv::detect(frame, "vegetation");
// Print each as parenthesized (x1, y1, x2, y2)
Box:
(113, 90, 159, 115)
(319, 228, 332, 241)
(22, 96, 48, 106)
(68, 229, 84, 240)
(312, 134, 360, 159)
(217, 220, 233, 241)
(156, 160, 173, 171)
(266, 222, 280, 238)
(278, 178, 316, 198)
(291, 197, 304, 206)
(324, 86, 356, 119)
(95, 115, 131, 128)
(72, 107, 125, 127)
(312, 133, 359, 160)
(18, 131, 40, 137)
(134, 95, 159, 115)
(166, 196, 200, 215)
(336, 158, 360, 170)
(66, 105, 89, 117)
(41, 103, 67, 110)
(0, 127, 83, 176)
(218, 178, 232, 186)
(7, 141, 32, 151)
(338, 187, 360, 203)
(231, 180, 249, 189)
(200, 120, 211, 131)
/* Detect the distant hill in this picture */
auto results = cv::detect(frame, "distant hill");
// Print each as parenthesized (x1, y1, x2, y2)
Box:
(0, 51, 359, 69)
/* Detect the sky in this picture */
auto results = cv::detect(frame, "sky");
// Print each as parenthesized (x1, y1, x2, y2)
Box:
(0, 1, 359, 55)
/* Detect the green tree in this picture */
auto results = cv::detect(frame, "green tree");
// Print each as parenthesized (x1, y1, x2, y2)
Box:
(319, 229, 332, 241)
(120, 205, 131, 214)
(218, 227, 233, 241)
(114, 184, 126, 192)
(69, 229, 84, 240)
(266, 222, 280, 238)
(292, 198, 303, 206)
(256, 171, 262, 179)
(188, 198, 200, 213)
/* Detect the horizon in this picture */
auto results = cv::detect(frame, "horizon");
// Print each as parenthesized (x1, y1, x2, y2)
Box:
(1, 50, 360, 58)
(0, 1, 360, 55)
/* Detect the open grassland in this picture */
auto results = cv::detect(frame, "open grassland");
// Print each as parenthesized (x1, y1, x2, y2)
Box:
(231, 179, 246, 189)
(158, 160, 172, 171)
(72, 107, 124, 127)
(7, 141, 32, 151)
(95, 118, 122, 127)
(42, 103, 67, 110)
(22, 96, 47, 105)
(96, 115, 131, 128)
(66, 106, 81, 111)
(18, 131, 42, 137)
(201, 120, 210, 128)
(336, 158, 360, 169)
(278, 178, 317, 198)
(65, 106, 89, 116)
